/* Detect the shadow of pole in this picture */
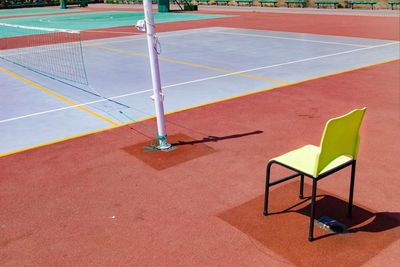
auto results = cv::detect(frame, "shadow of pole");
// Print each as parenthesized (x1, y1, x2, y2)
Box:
(171, 130, 264, 146)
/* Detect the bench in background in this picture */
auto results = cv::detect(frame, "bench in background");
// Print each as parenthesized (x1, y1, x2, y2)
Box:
(388, 1, 400, 9)
(285, 0, 307, 8)
(259, 0, 278, 6)
(236, 0, 253, 5)
(196, 0, 210, 4)
(348, 1, 377, 9)
(315, 1, 339, 8)
(215, 0, 230, 5)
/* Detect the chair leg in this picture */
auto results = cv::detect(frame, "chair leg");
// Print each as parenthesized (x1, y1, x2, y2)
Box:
(308, 179, 318, 241)
(263, 161, 273, 216)
(348, 160, 356, 218)
(299, 174, 304, 199)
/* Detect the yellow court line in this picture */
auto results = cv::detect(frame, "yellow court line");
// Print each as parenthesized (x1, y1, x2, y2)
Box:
(88, 44, 288, 85)
(166, 58, 400, 114)
(0, 126, 116, 158)
(0, 67, 119, 126)
(0, 58, 398, 159)
(0, 116, 153, 159)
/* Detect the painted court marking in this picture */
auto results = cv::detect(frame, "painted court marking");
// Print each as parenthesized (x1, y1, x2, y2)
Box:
(1, 38, 398, 125)
(88, 44, 289, 85)
(0, 88, 152, 124)
(85, 27, 391, 47)
(1, 58, 398, 159)
(212, 30, 372, 48)
(82, 30, 194, 46)
(1, 27, 399, 156)
(1, 55, 398, 125)
(0, 67, 119, 126)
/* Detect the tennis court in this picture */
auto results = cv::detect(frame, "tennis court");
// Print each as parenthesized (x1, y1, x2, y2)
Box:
(0, 11, 229, 32)
(1, 4, 399, 266)
(0, 6, 86, 17)
(1, 25, 398, 154)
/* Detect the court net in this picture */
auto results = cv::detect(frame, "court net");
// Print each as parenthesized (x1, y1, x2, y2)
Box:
(0, 23, 88, 85)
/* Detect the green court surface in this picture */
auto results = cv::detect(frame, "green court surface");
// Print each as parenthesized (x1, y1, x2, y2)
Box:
(0, 11, 229, 37)
(0, 7, 83, 17)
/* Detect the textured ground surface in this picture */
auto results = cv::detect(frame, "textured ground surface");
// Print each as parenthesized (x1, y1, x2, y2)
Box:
(0, 6, 399, 266)
(1, 58, 399, 266)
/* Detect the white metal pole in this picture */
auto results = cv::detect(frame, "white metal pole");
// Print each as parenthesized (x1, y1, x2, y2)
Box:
(143, 0, 171, 150)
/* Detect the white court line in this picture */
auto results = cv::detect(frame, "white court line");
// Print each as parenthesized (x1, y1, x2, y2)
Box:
(0, 88, 153, 124)
(209, 41, 399, 76)
(1, 44, 82, 57)
(0, 22, 79, 34)
(84, 30, 143, 34)
(212, 30, 373, 48)
(84, 27, 380, 48)
(84, 30, 206, 46)
(1, 41, 398, 124)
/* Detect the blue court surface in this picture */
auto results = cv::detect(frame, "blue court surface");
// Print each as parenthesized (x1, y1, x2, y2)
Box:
(0, 11, 230, 36)
(0, 7, 85, 17)
(1, 27, 399, 155)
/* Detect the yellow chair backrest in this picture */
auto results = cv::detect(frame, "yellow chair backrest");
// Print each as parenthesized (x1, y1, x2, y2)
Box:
(317, 108, 367, 175)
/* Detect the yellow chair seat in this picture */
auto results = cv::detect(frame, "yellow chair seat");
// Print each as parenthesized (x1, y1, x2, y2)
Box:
(272, 145, 353, 178)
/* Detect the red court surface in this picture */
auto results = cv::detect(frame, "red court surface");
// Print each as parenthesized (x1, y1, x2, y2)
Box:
(1, 56, 399, 265)
(53, 8, 400, 41)
(220, 181, 400, 266)
(6, 7, 397, 44)
(1, 7, 400, 266)
(156, 10, 400, 40)
(4, 6, 399, 41)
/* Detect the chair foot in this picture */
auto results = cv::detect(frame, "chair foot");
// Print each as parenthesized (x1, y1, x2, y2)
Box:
(348, 160, 356, 220)
(308, 179, 317, 243)
(264, 161, 273, 219)
(299, 174, 304, 199)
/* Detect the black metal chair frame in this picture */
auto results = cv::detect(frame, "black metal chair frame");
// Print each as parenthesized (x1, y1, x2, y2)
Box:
(263, 159, 356, 241)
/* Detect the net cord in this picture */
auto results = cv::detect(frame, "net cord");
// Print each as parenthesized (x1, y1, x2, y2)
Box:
(1, 22, 88, 85)
(1, 21, 165, 151)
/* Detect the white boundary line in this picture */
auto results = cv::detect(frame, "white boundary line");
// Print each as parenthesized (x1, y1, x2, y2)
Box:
(84, 27, 390, 48)
(1, 40, 398, 125)
(0, 22, 79, 34)
(214, 41, 399, 75)
(0, 88, 152, 124)
(84, 30, 143, 34)
(212, 30, 372, 48)
(83, 30, 206, 46)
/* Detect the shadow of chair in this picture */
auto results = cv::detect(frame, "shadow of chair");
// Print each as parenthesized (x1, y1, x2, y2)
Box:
(268, 194, 400, 241)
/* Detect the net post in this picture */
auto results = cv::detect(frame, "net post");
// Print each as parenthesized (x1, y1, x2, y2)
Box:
(158, 0, 170, 12)
(143, 0, 171, 150)
(60, 0, 67, 9)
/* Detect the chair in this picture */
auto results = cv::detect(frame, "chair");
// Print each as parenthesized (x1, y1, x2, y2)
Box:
(263, 108, 367, 241)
